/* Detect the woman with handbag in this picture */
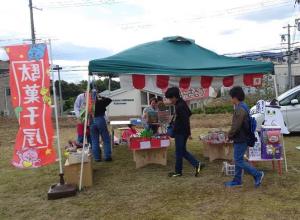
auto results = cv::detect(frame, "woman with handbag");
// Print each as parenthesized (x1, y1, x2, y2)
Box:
(165, 87, 205, 177)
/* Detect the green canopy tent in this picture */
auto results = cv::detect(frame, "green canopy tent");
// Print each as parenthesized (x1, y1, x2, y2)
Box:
(88, 36, 274, 92)
(89, 36, 273, 76)
(78, 37, 279, 190)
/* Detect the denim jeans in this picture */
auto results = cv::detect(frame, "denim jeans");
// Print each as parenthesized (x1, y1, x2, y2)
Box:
(175, 134, 199, 174)
(90, 116, 111, 160)
(234, 142, 258, 183)
(77, 135, 91, 145)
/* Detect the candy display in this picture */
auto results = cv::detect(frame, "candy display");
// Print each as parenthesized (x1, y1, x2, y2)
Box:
(249, 147, 261, 160)
(63, 140, 91, 165)
(129, 118, 142, 126)
(261, 144, 282, 160)
(262, 129, 281, 144)
(248, 132, 261, 160)
(158, 101, 167, 111)
(261, 125, 282, 160)
(200, 130, 228, 144)
(147, 110, 158, 123)
(129, 130, 170, 168)
(248, 125, 283, 160)
(128, 111, 171, 168)
(68, 151, 89, 165)
(140, 129, 154, 138)
(158, 110, 170, 124)
(200, 130, 233, 162)
(129, 135, 170, 150)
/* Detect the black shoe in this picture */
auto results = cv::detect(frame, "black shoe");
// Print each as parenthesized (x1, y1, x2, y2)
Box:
(104, 157, 113, 162)
(168, 172, 182, 177)
(94, 159, 102, 162)
(195, 162, 205, 177)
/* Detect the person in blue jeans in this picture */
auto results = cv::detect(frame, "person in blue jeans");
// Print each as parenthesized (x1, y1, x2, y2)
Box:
(165, 87, 205, 177)
(226, 86, 264, 188)
(90, 94, 112, 162)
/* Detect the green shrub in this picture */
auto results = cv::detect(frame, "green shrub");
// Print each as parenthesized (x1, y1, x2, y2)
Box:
(64, 97, 76, 111)
(192, 105, 234, 114)
(191, 108, 203, 114)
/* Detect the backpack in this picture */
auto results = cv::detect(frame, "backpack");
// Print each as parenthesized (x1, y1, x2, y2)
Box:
(238, 103, 257, 147)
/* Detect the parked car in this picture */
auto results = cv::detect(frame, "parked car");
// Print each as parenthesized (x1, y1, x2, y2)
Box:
(67, 110, 76, 118)
(250, 85, 300, 132)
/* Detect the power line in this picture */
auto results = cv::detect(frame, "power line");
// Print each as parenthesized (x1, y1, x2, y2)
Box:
(37, 0, 124, 8)
(120, 0, 292, 30)
(223, 45, 300, 56)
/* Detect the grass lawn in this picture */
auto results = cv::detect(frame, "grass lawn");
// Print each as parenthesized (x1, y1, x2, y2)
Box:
(0, 114, 300, 220)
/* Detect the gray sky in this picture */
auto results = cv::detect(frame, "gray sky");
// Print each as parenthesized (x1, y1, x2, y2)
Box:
(0, 0, 299, 82)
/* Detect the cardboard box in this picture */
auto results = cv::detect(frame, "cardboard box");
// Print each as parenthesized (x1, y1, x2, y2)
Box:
(64, 158, 93, 187)
(68, 151, 89, 165)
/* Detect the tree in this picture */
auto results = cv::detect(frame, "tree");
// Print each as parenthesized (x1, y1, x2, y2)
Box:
(52, 78, 120, 111)
(54, 80, 83, 99)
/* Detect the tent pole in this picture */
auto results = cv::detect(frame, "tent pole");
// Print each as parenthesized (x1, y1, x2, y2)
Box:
(282, 134, 288, 172)
(107, 75, 113, 152)
(79, 76, 90, 191)
(107, 76, 111, 118)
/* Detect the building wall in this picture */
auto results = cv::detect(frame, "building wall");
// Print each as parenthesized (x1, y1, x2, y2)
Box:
(106, 89, 142, 117)
(275, 64, 300, 93)
(0, 74, 13, 116)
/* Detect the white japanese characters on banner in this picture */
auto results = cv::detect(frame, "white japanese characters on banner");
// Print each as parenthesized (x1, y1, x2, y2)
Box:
(6, 44, 56, 168)
(181, 88, 209, 101)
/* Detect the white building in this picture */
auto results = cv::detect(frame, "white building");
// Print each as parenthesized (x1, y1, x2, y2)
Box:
(0, 60, 12, 116)
(100, 89, 163, 118)
(100, 88, 213, 117)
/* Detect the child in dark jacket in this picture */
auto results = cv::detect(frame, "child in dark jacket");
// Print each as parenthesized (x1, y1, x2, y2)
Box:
(225, 86, 264, 188)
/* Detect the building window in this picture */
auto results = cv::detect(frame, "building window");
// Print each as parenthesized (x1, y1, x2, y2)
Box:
(5, 88, 10, 96)
(149, 93, 156, 101)
(295, 76, 300, 86)
(141, 91, 148, 105)
(190, 103, 198, 110)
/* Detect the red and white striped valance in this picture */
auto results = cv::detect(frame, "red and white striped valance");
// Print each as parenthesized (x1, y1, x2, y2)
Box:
(120, 73, 264, 92)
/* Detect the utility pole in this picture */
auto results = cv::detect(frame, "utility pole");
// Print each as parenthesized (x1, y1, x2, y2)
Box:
(287, 24, 292, 90)
(53, 65, 63, 116)
(282, 24, 296, 90)
(29, 0, 36, 44)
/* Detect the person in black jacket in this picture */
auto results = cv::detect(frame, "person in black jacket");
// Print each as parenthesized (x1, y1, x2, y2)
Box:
(165, 87, 204, 177)
(90, 93, 112, 162)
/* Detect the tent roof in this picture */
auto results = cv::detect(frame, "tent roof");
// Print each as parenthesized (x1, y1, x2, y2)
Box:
(89, 36, 274, 77)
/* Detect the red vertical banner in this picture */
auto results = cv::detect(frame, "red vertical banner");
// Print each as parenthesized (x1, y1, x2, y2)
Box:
(5, 44, 56, 168)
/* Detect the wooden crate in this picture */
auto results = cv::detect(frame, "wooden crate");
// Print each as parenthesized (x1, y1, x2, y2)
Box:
(64, 158, 93, 187)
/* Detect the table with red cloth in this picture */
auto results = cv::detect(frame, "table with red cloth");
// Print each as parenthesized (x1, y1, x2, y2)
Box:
(129, 136, 170, 168)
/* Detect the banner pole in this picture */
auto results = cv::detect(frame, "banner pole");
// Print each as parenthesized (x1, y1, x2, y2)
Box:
(273, 74, 279, 98)
(48, 39, 63, 176)
(79, 76, 90, 191)
(47, 40, 77, 200)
